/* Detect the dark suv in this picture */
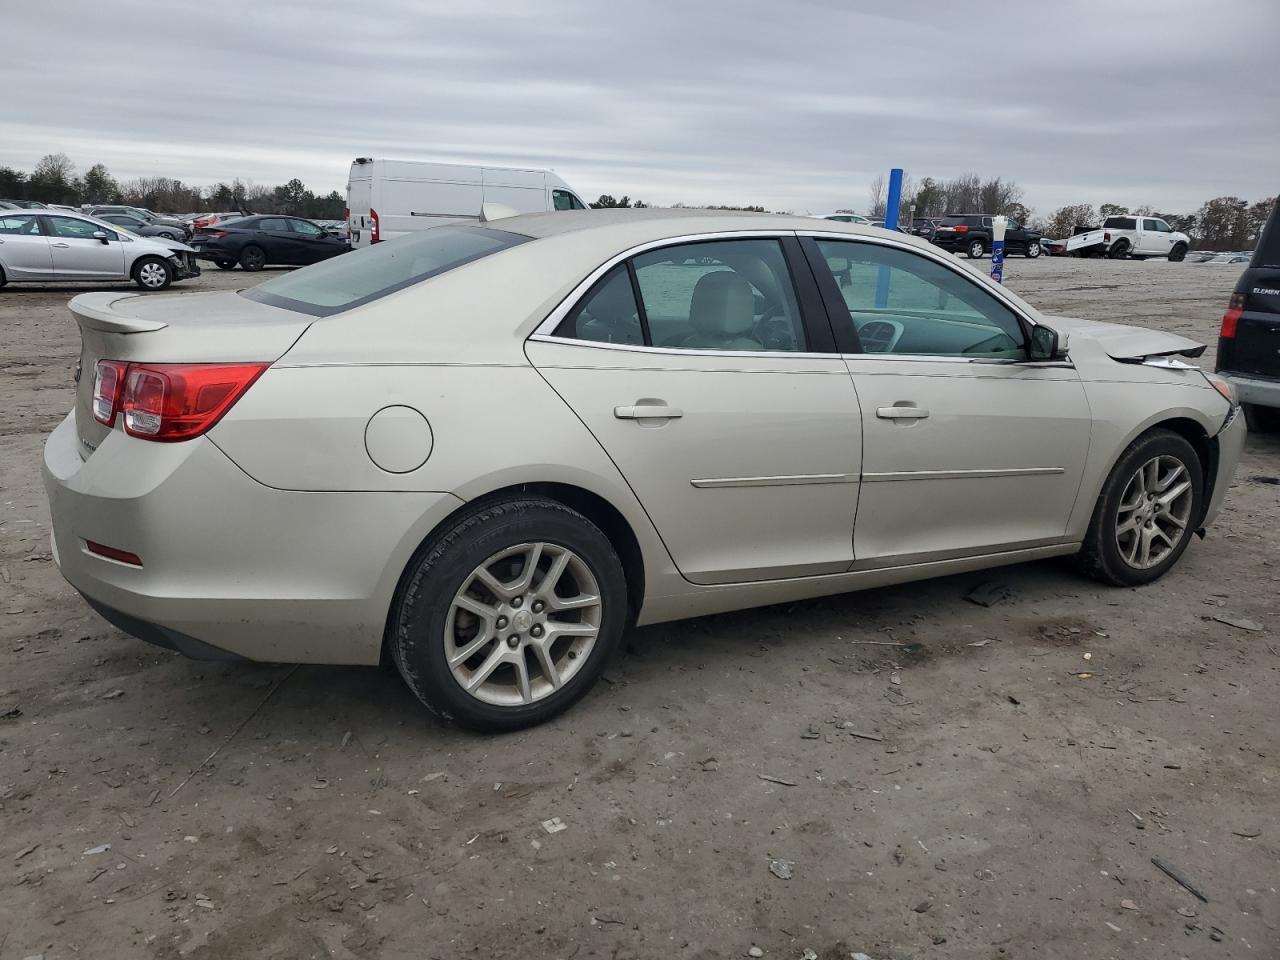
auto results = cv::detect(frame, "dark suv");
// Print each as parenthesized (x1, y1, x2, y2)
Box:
(1215, 198, 1280, 432)
(931, 215, 1042, 259)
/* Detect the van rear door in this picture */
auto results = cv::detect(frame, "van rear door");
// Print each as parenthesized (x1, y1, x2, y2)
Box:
(347, 163, 373, 248)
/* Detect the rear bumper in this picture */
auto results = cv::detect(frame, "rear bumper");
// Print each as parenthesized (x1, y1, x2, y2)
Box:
(1218, 371, 1280, 409)
(42, 410, 462, 664)
(1203, 404, 1246, 529)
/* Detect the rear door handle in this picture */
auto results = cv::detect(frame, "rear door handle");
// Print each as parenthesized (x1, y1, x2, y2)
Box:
(877, 406, 930, 420)
(615, 404, 683, 420)
(51, 242, 70, 248)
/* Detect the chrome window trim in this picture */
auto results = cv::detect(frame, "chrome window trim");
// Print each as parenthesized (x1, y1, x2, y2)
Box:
(526, 334, 842, 362)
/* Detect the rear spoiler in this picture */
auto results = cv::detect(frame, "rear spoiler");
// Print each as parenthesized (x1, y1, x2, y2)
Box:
(69, 293, 168, 334)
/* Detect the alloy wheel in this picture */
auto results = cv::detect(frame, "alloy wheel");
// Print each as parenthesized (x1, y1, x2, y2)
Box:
(446, 542, 602, 706)
(1114, 455, 1193, 569)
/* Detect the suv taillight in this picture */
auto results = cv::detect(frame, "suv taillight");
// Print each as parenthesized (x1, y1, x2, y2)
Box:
(370, 208, 380, 243)
(92, 360, 128, 425)
(1220, 292, 1246, 339)
(1103, 231, 1111, 243)
(92, 362, 268, 441)
(952, 224, 968, 233)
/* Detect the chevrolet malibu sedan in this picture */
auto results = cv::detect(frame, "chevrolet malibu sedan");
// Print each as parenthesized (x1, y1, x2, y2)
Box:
(44, 210, 1244, 730)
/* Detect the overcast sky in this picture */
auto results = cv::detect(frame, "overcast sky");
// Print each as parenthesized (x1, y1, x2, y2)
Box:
(3, 0, 1276, 216)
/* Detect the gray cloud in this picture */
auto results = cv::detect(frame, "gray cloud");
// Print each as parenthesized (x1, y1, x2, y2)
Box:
(2, 0, 1276, 215)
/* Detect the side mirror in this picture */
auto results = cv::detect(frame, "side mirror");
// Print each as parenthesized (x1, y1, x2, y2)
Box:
(1028, 324, 1063, 361)
(92, 230, 110, 244)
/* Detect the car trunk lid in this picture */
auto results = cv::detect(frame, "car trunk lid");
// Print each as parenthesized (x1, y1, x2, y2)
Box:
(71, 290, 312, 456)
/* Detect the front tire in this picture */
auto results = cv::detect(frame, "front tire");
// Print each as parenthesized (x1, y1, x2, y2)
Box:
(390, 497, 628, 731)
(1169, 243, 1188, 262)
(966, 239, 986, 259)
(1077, 429, 1202, 586)
(132, 256, 173, 290)
(239, 245, 266, 271)
(1025, 241, 1041, 258)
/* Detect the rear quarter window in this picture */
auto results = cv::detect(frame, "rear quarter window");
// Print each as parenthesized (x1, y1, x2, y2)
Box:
(241, 225, 530, 317)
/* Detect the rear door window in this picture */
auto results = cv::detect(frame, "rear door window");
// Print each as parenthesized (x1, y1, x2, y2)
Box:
(257, 218, 289, 232)
(551, 239, 807, 352)
(0, 214, 41, 235)
(241, 224, 529, 317)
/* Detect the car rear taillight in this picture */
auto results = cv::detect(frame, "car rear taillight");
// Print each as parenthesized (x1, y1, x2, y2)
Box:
(370, 208, 380, 243)
(952, 224, 968, 233)
(97, 362, 271, 442)
(204, 230, 229, 239)
(92, 360, 128, 425)
(1103, 231, 1111, 243)
(1220, 292, 1246, 339)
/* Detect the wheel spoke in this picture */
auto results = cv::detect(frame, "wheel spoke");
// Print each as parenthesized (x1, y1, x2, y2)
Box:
(1115, 515, 1141, 536)
(529, 639, 563, 691)
(1137, 527, 1153, 566)
(545, 621, 597, 639)
(474, 566, 517, 600)
(1161, 511, 1188, 530)
(547, 592, 600, 613)
(1158, 479, 1191, 506)
(1157, 462, 1186, 492)
(1143, 460, 1160, 494)
(466, 645, 508, 691)
(513, 653, 532, 704)
(508, 543, 544, 595)
(454, 593, 498, 620)
(536, 548, 571, 599)
(448, 628, 494, 667)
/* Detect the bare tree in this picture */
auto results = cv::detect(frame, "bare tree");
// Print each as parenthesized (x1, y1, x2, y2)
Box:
(868, 174, 886, 219)
(1046, 203, 1098, 238)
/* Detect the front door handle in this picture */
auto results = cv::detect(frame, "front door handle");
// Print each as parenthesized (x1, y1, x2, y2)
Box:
(615, 403, 683, 420)
(877, 405, 930, 420)
(51, 242, 70, 248)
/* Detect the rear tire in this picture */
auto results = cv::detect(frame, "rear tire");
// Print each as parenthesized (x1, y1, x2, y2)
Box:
(1076, 429, 1202, 587)
(1243, 403, 1280, 433)
(132, 256, 173, 291)
(390, 497, 628, 731)
(1169, 243, 1188, 262)
(1108, 240, 1130, 260)
(966, 239, 986, 259)
(239, 245, 266, 271)
(215, 260, 236, 270)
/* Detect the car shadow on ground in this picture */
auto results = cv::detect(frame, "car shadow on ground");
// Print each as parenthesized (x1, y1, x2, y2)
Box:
(144, 555, 1091, 755)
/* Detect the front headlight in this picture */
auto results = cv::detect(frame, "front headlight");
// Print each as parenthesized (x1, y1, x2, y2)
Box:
(1202, 371, 1237, 405)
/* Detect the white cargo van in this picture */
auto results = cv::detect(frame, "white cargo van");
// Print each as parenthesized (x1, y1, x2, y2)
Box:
(346, 158, 588, 247)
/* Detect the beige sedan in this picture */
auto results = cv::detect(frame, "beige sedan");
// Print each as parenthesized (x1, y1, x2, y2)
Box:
(43, 210, 1244, 729)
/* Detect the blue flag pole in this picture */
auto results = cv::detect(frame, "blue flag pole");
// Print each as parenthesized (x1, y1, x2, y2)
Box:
(876, 168, 903, 307)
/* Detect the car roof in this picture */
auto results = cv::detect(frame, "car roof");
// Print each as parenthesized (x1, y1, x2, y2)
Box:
(491, 207, 905, 244)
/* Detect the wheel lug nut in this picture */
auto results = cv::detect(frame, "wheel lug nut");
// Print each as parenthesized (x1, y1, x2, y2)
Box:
(532, 601, 544, 613)
(511, 596, 522, 608)
(530, 625, 544, 638)
(506, 635, 519, 648)
(496, 616, 508, 629)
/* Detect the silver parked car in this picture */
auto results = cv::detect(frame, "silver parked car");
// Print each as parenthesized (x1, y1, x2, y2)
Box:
(0, 210, 199, 290)
(43, 210, 1243, 729)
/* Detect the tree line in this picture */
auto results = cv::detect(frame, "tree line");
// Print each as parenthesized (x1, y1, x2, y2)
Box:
(0, 153, 345, 220)
(870, 171, 1272, 252)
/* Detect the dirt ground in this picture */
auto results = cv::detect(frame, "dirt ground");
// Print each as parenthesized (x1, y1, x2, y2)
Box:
(1, 256, 1276, 960)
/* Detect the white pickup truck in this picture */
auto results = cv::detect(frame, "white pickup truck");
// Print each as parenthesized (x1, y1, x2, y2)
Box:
(1065, 215, 1191, 261)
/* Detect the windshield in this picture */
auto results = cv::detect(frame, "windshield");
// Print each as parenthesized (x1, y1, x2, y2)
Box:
(241, 224, 530, 317)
